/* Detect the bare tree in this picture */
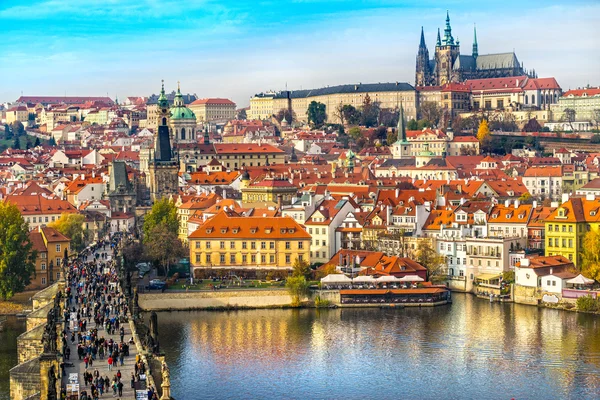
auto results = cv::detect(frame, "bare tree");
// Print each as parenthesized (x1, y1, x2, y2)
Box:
(590, 109, 600, 131)
(562, 108, 576, 131)
(419, 101, 443, 127)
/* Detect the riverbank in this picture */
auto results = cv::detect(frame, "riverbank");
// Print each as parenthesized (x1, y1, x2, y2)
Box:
(0, 292, 35, 316)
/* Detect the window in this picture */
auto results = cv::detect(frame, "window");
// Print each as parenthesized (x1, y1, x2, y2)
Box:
(230, 254, 236, 264)
(41, 263, 46, 270)
(298, 255, 304, 262)
(41, 277, 46, 285)
(298, 242, 304, 249)
(251, 242, 256, 250)
(195, 254, 200, 263)
(230, 241, 235, 249)
(206, 254, 211, 263)
(220, 254, 226, 264)
(269, 242, 275, 249)
(56, 244, 61, 252)
(261, 255, 266, 263)
(309, 228, 312, 234)
(285, 242, 290, 250)
(206, 242, 211, 249)
(242, 255, 247, 264)
(568, 239, 573, 248)
(242, 242, 247, 249)
(562, 239, 566, 247)
(251, 254, 256, 263)
(220, 241, 225, 249)
(552, 281, 556, 287)
(548, 225, 553, 231)
(321, 228, 326, 235)
(270, 255, 275, 264)
(547, 280, 551, 286)
(286, 254, 291, 264)
(569, 226, 573, 232)
(195, 242, 200, 249)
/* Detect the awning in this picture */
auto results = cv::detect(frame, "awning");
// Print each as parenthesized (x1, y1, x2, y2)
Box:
(567, 274, 595, 285)
(476, 273, 501, 281)
(376, 275, 400, 282)
(321, 274, 352, 283)
(353, 276, 376, 283)
(398, 275, 425, 282)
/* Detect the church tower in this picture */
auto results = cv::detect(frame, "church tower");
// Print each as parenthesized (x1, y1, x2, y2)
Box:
(434, 11, 460, 85)
(415, 27, 432, 87)
(472, 25, 478, 59)
(392, 103, 412, 159)
(169, 81, 197, 144)
(148, 80, 179, 202)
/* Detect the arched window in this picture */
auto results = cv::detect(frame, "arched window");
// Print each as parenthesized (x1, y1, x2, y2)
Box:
(191, 128, 194, 139)
(525, 96, 528, 105)
(181, 128, 186, 140)
(531, 95, 535, 104)
(162, 117, 167, 125)
(546, 94, 550, 104)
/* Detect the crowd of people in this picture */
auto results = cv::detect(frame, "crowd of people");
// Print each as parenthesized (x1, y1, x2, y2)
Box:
(59, 236, 159, 400)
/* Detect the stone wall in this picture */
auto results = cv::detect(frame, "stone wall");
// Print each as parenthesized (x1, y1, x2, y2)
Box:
(17, 324, 45, 364)
(514, 285, 540, 305)
(10, 358, 40, 400)
(31, 283, 59, 311)
(139, 289, 295, 311)
(26, 303, 53, 331)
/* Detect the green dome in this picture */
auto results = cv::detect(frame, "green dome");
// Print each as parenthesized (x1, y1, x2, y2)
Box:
(170, 106, 196, 120)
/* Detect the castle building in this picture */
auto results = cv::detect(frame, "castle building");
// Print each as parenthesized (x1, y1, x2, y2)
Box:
(416, 12, 532, 87)
(147, 81, 180, 201)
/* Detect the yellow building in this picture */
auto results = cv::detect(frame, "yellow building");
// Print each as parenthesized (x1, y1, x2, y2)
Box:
(249, 83, 417, 123)
(28, 226, 70, 289)
(189, 98, 236, 124)
(240, 176, 298, 206)
(6, 106, 29, 125)
(545, 195, 600, 266)
(188, 212, 311, 271)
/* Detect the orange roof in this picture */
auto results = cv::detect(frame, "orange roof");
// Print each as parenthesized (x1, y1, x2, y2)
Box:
(188, 211, 310, 240)
(423, 209, 454, 230)
(488, 204, 532, 224)
(213, 143, 284, 154)
(40, 226, 70, 242)
(65, 175, 105, 194)
(562, 88, 600, 98)
(188, 171, 240, 185)
(545, 197, 600, 223)
(190, 98, 235, 105)
(4, 195, 77, 215)
(523, 166, 562, 177)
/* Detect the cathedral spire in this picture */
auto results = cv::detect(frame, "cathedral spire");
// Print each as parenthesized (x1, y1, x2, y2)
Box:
(397, 103, 406, 142)
(436, 28, 441, 47)
(443, 11, 454, 45)
(472, 24, 478, 58)
(419, 26, 426, 48)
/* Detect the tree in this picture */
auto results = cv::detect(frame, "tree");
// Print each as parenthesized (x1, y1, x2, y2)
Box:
(145, 224, 186, 276)
(348, 126, 362, 141)
(285, 275, 309, 307)
(360, 95, 380, 127)
(590, 109, 600, 131)
(407, 119, 418, 130)
(122, 241, 147, 270)
(48, 213, 87, 251)
(275, 108, 295, 124)
(386, 129, 398, 145)
(11, 121, 25, 137)
(581, 230, 600, 282)
(522, 118, 542, 132)
(48, 137, 57, 146)
(518, 192, 533, 204)
(34, 137, 41, 147)
(236, 108, 247, 120)
(307, 101, 326, 127)
(143, 198, 179, 243)
(315, 263, 337, 280)
(341, 104, 361, 125)
(12, 135, 21, 149)
(0, 202, 37, 299)
(419, 102, 443, 127)
(2, 124, 11, 140)
(292, 257, 312, 280)
(563, 108, 576, 131)
(415, 239, 445, 279)
(477, 119, 491, 143)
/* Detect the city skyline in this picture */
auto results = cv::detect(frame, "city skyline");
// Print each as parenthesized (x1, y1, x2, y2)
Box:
(1, 0, 599, 106)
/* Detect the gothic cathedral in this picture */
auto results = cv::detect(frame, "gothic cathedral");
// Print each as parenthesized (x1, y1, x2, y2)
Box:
(415, 12, 534, 87)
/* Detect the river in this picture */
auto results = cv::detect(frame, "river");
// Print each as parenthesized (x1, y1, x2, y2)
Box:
(0, 316, 26, 400)
(154, 293, 600, 400)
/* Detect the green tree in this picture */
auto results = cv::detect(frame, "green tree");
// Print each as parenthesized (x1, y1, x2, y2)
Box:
(581, 230, 600, 282)
(419, 102, 443, 127)
(415, 239, 445, 279)
(122, 241, 148, 270)
(307, 101, 327, 127)
(275, 108, 295, 124)
(236, 108, 247, 120)
(144, 224, 186, 276)
(0, 202, 37, 299)
(518, 192, 533, 204)
(342, 104, 361, 125)
(11, 121, 25, 136)
(292, 257, 312, 280)
(407, 119, 418, 130)
(348, 126, 362, 141)
(48, 213, 87, 251)
(286, 275, 309, 307)
(360, 94, 379, 127)
(48, 137, 57, 146)
(12, 136, 20, 149)
(2, 124, 10, 140)
(143, 198, 179, 242)
(34, 137, 41, 147)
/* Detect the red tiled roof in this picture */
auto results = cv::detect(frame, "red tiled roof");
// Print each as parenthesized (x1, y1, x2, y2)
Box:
(467, 76, 527, 92)
(523, 77, 561, 90)
(562, 88, 600, 98)
(190, 98, 235, 105)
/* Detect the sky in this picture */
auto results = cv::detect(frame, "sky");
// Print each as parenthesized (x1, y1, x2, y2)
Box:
(0, 0, 599, 107)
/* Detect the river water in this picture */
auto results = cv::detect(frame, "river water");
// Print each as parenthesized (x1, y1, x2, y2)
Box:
(0, 316, 26, 400)
(154, 293, 600, 400)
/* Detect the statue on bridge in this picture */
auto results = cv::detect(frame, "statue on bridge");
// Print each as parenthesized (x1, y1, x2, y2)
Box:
(150, 311, 160, 354)
(47, 364, 58, 400)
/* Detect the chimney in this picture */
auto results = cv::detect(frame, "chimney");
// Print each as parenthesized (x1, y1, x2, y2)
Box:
(532, 200, 538, 208)
(320, 205, 324, 211)
(514, 199, 519, 209)
(223, 188, 227, 199)
(277, 194, 283, 210)
(395, 188, 400, 198)
(504, 199, 510, 207)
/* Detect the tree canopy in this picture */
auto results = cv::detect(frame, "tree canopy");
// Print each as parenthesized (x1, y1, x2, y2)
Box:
(48, 213, 87, 251)
(292, 257, 312, 280)
(143, 198, 179, 243)
(581, 230, 600, 282)
(286, 275, 309, 307)
(415, 239, 445, 278)
(0, 202, 37, 299)
(307, 101, 327, 127)
(144, 224, 186, 276)
(419, 102, 443, 127)
(477, 119, 491, 142)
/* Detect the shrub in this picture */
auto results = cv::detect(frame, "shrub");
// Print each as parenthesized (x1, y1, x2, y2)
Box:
(314, 295, 331, 308)
(576, 295, 600, 312)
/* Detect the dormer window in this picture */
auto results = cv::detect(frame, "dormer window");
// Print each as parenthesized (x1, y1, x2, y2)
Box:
(250, 228, 257, 234)
(506, 213, 512, 219)
(221, 227, 228, 234)
(289, 228, 295, 233)
(265, 227, 272, 234)
(206, 228, 213, 234)
(280, 228, 286, 234)
(492, 214, 498, 219)
(232, 228, 239, 234)
(591, 209, 597, 216)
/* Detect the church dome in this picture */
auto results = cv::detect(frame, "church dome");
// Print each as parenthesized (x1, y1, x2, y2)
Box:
(170, 82, 196, 121)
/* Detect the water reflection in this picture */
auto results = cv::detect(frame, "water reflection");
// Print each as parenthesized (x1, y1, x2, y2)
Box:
(154, 294, 600, 400)
(0, 316, 26, 400)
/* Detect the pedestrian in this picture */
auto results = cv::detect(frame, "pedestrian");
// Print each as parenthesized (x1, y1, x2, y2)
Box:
(84, 355, 89, 369)
(117, 380, 123, 397)
(107, 356, 113, 371)
(130, 372, 135, 389)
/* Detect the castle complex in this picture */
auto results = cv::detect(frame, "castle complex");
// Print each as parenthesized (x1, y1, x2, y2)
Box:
(416, 12, 535, 87)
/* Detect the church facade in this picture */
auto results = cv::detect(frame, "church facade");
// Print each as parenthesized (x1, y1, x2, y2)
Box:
(416, 12, 534, 87)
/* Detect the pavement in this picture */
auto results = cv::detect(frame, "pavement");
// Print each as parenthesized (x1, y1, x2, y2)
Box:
(62, 244, 144, 400)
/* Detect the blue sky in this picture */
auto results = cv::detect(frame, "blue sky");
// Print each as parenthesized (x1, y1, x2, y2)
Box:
(0, 0, 598, 106)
